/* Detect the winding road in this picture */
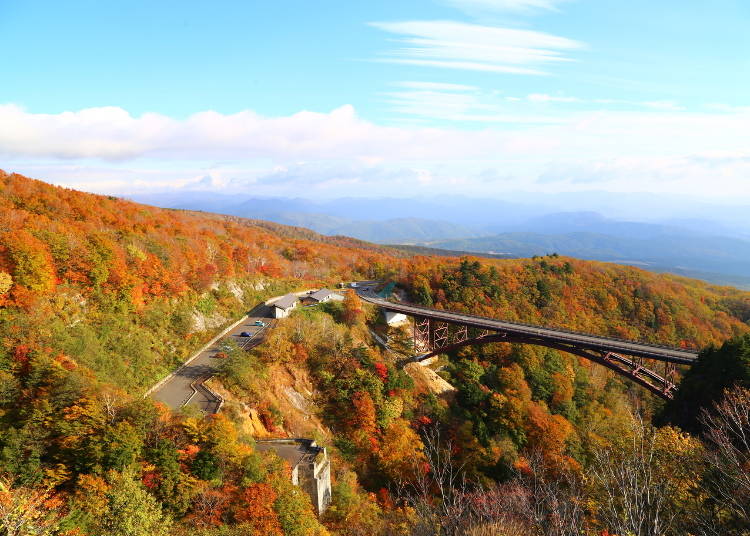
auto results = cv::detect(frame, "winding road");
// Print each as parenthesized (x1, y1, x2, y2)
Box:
(150, 303, 274, 413)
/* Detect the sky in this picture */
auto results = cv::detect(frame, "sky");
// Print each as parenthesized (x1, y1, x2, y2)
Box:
(1, 0, 749, 201)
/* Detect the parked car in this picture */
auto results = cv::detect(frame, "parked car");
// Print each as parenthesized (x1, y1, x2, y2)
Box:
(213, 351, 228, 359)
(240, 331, 252, 337)
(254, 320, 266, 327)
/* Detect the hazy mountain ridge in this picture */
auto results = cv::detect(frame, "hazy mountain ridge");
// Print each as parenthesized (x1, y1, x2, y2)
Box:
(130, 191, 750, 288)
(4, 171, 750, 535)
(425, 231, 750, 285)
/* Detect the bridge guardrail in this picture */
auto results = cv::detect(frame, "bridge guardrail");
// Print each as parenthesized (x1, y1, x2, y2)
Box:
(362, 296, 698, 360)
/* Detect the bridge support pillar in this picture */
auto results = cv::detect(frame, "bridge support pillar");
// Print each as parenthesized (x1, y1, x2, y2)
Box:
(413, 317, 431, 353)
(433, 322, 449, 350)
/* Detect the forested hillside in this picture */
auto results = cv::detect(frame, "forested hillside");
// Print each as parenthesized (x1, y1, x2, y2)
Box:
(400, 255, 750, 348)
(1, 171, 750, 535)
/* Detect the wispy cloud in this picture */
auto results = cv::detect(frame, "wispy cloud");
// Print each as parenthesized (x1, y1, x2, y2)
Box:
(395, 81, 478, 91)
(384, 84, 568, 123)
(641, 100, 685, 111)
(370, 20, 584, 75)
(382, 84, 683, 122)
(442, 0, 570, 14)
(526, 93, 580, 103)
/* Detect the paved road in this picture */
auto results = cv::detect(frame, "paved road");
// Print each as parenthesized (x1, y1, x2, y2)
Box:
(151, 303, 274, 413)
(358, 294, 698, 364)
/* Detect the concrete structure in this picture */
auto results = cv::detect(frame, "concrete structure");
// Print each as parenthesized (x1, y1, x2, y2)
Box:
(300, 288, 344, 306)
(255, 439, 332, 515)
(384, 310, 408, 325)
(272, 294, 298, 318)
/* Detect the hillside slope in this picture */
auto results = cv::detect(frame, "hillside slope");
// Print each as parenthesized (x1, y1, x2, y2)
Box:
(1, 171, 750, 535)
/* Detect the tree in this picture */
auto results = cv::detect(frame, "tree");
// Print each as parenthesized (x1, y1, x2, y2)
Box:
(5, 230, 56, 293)
(323, 470, 385, 536)
(342, 290, 364, 326)
(588, 415, 704, 536)
(98, 470, 172, 536)
(234, 483, 283, 536)
(412, 276, 433, 307)
(0, 477, 65, 536)
(700, 386, 750, 533)
(350, 391, 378, 452)
(660, 334, 750, 433)
(497, 450, 585, 536)
(376, 419, 424, 482)
(0, 272, 12, 295)
(396, 427, 476, 536)
(273, 480, 328, 536)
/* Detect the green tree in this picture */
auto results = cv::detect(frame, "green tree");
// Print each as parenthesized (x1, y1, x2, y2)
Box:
(660, 334, 750, 432)
(99, 470, 172, 536)
(273, 482, 325, 536)
(411, 276, 433, 307)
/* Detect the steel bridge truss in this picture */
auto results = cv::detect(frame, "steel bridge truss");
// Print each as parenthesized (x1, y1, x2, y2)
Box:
(410, 316, 678, 400)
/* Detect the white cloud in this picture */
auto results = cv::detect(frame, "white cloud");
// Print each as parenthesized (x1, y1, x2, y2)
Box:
(0, 103, 491, 162)
(2, 103, 750, 200)
(370, 20, 584, 75)
(442, 0, 570, 13)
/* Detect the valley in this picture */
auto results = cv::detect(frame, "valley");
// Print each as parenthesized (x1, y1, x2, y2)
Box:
(4, 2, 749, 534)
(1, 171, 750, 535)
(133, 191, 750, 289)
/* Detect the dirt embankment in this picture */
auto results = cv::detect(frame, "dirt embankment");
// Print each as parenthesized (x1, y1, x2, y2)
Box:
(209, 363, 331, 440)
(403, 362, 456, 399)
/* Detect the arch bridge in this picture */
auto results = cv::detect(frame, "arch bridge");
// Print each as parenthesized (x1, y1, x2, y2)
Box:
(360, 296, 698, 400)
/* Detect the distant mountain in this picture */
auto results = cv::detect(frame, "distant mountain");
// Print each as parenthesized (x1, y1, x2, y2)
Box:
(129, 192, 549, 230)
(233, 212, 483, 243)
(424, 231, 750, 288)
(129, 190, 750, 238)
(492, 212, 694, 240)
(128, 191, 750, 287)
(386, 244, 516, 259)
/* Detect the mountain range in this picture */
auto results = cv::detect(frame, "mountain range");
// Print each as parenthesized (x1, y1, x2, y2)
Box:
(130, 191, 750, 288)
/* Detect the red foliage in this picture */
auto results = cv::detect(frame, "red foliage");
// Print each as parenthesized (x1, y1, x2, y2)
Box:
(234, 484, 283, 536)
(373, 362, 389, 382)
(376, 487, 394, 509)
(13, 345, 31, 366)
(415, 415, 433, 428)
(258, 408, 277, 433)
(54, 353, 77, 371)
(142, 470, 160, 490)
(292, 343, 309, 363)
(0, 171, 405, 312)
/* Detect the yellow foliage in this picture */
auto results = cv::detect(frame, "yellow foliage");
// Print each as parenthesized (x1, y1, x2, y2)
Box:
(0, 272, 11, 295)
(377, 419, 425, 481)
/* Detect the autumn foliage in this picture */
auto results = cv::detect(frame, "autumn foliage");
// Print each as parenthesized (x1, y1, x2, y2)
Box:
(1, 171, 750, 535)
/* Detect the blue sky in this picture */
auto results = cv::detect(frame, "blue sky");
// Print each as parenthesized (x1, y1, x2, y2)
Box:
(1, 0, 749, 200)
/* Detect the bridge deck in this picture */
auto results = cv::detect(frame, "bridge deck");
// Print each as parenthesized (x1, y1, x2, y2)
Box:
(361, 296, 698, 364)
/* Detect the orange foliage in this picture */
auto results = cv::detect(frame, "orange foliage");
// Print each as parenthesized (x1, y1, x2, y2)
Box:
(0, 170, 404, 310)
(350, 391, 379, 452)
(234, 483, 283, 535)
